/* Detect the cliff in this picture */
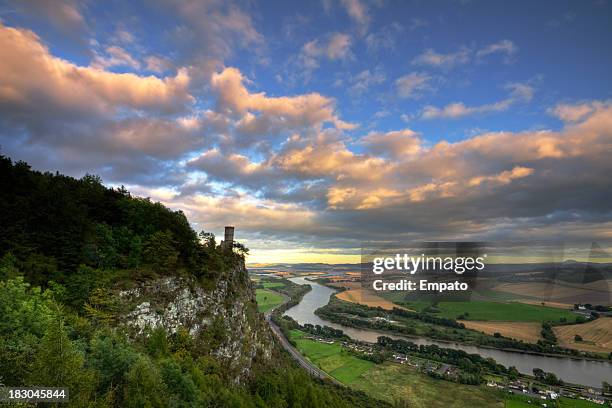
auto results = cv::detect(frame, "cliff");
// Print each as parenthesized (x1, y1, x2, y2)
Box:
(117, 262, 272, 383)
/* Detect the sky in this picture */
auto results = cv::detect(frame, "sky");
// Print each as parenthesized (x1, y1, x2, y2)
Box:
(0, 0, 611, 264)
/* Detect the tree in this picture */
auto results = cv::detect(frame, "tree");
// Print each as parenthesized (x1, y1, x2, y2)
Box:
(84, 287, 119, 324)
(233, 242, 249, 257)
(143, 231, 179, 273)
(123, 356, 167, 408)
(29, 314, 95, 405)
(198, 231, 216, 249)
(508, 366, 520, 381)
(0, 252, 19, 280)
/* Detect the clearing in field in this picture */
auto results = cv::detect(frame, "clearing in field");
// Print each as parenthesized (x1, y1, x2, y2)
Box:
(255, 289, 284, 312)
(553, 317, 612, 353)
(460, 320, 542, 343)
(336, 289, 411, 311)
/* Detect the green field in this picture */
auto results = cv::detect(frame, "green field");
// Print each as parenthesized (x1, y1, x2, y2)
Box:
(262, 281, 285, 289)
(289, 330, 507, 407)
(504, 394, 604, 408)
(255, 289, 284, 312)
(399, 300, 577, 323)
(351, 362, 504, 407)
(290, 330, 374, 384)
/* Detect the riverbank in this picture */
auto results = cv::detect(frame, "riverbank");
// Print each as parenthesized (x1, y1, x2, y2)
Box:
(284, 276, 612, 389)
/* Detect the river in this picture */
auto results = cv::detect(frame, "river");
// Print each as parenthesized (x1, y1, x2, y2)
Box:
(283, 277, 612, 388)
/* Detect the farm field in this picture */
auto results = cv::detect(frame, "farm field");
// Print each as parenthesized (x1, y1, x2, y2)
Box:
(516, 299, 574, 309)
(262, 281, 285, 289)
(460, 320, 542, 343)
(553, 317, 612, 353)
(255, 288, 284, 312)
(398, 300, 578, 323)
(336, 288, 411, 311)
(289, 330, 504, 407)
(493, 282, 611, 305)
(290, 330, 374, 384)
(351, 362, 504, 408)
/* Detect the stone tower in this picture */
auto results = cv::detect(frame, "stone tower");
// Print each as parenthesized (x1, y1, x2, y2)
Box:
(224, 226, 235, 250)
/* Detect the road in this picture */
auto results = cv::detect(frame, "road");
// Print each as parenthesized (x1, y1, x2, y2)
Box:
(264, 295, 343, 386)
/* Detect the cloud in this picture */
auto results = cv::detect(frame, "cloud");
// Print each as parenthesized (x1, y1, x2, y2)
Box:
(0, 23, 194, 115)
(467, 166, 534, 186)
(92, 46, 141, 70)
(395, 72, 433, 98)
(299, 33, 353, 76)
(347, 69, 386, 95)
(476, 39, 518, 60)
(11, 0, 89, 42)
(420, 82, 534, 119)
(360, 129, 421, 158)
(302, 33, 352, 61)
(187, 149, 274, 187)
(549, 102, 600, 122)
(413, 40, 518, 68)
(273, 132, 389, 182)
(311, 103, 612, 243)
(340, 0, 370, 34)
(412, 47, 471, 68)
(365, 23, 403, 53)
(210, 66, 356, 134)
(158, 0, 263, 66)
(145, 55, 174, 73)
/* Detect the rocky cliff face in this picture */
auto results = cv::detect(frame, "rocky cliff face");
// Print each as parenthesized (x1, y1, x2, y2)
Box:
(117, 262, 272, 383)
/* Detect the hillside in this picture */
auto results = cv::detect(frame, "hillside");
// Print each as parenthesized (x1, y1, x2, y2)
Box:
(0, 156, 387, 407)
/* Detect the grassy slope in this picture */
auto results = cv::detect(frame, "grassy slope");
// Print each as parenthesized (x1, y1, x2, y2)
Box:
(255, 289, 284, 312)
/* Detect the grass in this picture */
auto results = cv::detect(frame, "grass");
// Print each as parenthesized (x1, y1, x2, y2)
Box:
(559, 397, 609, 407)
(262, 281, 285, 289)
(504, 394, 604, 408)
(255, 289, 284, 312)
(290, 330, 374, 384)
(399, 300, 577, 323)
(351, 362, 504, 408)
(289, 330, 505, 407)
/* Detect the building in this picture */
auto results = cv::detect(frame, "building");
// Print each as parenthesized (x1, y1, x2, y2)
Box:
(221, 226, 234, 250)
